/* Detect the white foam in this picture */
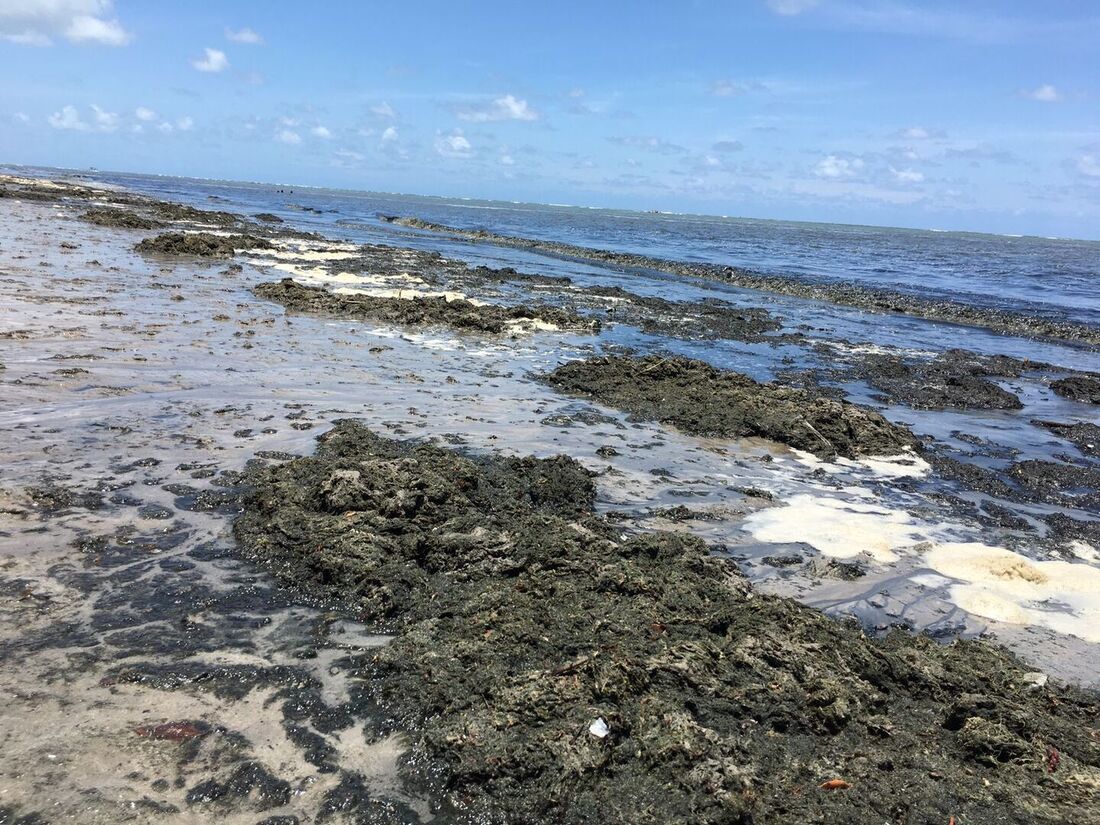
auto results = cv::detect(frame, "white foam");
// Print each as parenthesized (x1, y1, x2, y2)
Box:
(925, 543, 1100, 643)
(789, 448, 931, 479)
(742, 494, 926, 562)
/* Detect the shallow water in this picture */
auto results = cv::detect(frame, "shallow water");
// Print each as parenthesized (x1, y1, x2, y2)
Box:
(18, 164, 1100, 327)
(1, 177, 1098, 821)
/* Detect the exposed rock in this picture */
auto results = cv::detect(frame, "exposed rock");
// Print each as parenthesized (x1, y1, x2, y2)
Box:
(543, 354, 918, 458)
(253, 278, 600, 335)
(135, 232, 274, 258)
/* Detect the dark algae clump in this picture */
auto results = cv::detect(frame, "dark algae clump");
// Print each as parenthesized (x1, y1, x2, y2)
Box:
(233, 421, 1100, 825)
(1052, 375, 1100, 405)
(253, 277, 600, 335)
(544, 354, 917, 459)
(856, 349, 1027, 411)
(135, 231, 275, 258)
(79, 206, 166, 230)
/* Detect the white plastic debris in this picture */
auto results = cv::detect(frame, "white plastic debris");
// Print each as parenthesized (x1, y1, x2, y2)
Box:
(588, 717, 609, 738)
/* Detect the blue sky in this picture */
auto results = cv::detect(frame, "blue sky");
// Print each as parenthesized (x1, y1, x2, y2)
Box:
(1, 1, 1098, 238)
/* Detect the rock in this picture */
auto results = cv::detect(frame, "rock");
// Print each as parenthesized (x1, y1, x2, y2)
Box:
(135, 232, 274, 258)
(542, 354, 919, 459)
(253, 278, 600, 335)
(1052, 375, 1100, 405)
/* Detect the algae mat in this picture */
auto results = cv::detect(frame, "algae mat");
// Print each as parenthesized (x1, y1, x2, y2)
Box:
(233, 420, 1100, 824)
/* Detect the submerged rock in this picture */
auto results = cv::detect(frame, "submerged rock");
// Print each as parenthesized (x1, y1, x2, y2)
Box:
(233, 421, 1100, 825)
(135, 232, 274, 258)
(543, 354, 918, 458)
(253, 277, 600, 335)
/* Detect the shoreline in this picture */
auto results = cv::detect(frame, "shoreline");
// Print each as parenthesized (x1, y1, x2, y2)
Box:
(2, 173, 1099, 823)
(379, 214, 1100, 347)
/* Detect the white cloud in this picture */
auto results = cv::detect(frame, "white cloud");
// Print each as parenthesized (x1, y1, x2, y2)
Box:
(0, 1, 130, 46)
(226, 26, 262, 44)
(90, 103, 117, 131)
(157, 121, 174, 133)
(370, 102, 396, 119)
(13, 111, 30, 123)
(814, 154, 864, 179)
(134, 106, 156, 121)
(380, 126, 398, 144)
(435, 130, 473, 157)
(1078, 155, 1100, 178)
(499, 153, 515, 166)
(456, 94, 538, 123)
(609, 135, 686, 154)
(5, 29, 49, 45)
(176, 115, 193, 131)
(711, 79, 750, 97)
(891, 166, 924, 184)
(766, 0, 820, 15)
(311, 125, 332, 139)
(334, 149, 365, 165)
(192, 47, 229, 73)
(66, 12, 128, 45)
(276, 129, 302, 145)
(48, 104, 87, 130)
(1022, 84, 1061, 102)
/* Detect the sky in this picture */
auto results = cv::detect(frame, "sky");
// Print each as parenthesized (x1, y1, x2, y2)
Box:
(1, 0, 1098, 239)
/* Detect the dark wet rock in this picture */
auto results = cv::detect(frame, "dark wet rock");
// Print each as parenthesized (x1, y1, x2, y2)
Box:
(543, 354, 918, 459)
(135, 232, 274, 258)
(80, 206, 166, 230)
(857, 350, 1025, 411)
(595, 445, 621, 458)
(1034, 420, 1100, 458)
(581, 285, 783, 342)
(1052, 375, 1100, 404)
(762, 554, 804, 567)
(254, 278, 600, 335)
(1009, 459, 1100, 502)
(25, 483, 103, 512)
(1044, 512, 1100, 546)
(150, 201, 240, 227)
(811, 558, 868, 580)
(925, 453, 1020, 500)
(734, 486, 775, 500)
(253, 213, 284, 223)
(233, 421, 1100, 825)
(979, 501, 1032, 531)
(378, 215, 1100, 345)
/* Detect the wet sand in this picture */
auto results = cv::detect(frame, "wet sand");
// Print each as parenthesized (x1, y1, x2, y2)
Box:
(2, 174, 1099, 823)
